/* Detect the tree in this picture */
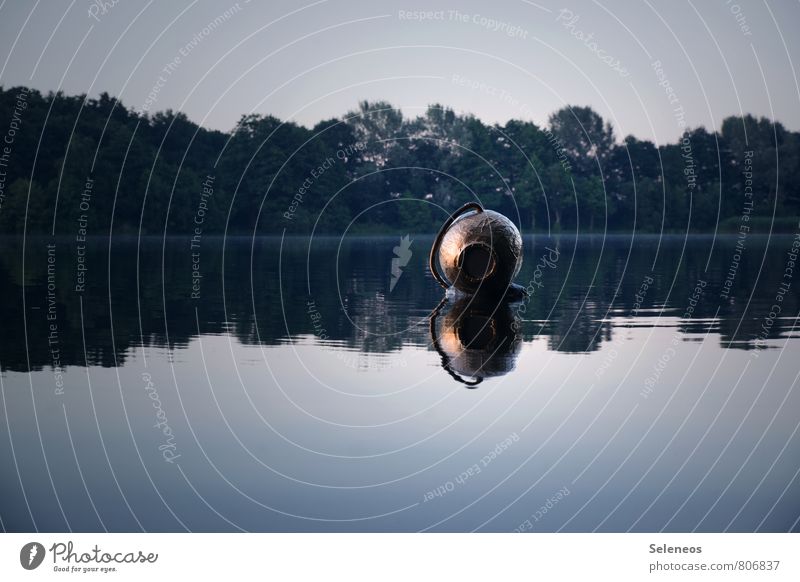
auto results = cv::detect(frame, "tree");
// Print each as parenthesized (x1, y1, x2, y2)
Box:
(548, 106, 615, 175)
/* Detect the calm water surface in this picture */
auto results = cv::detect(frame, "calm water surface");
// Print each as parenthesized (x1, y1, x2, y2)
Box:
(1, 234, 798, 532)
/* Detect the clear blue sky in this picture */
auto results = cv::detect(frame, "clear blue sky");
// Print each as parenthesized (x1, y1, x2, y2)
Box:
(1, 0, 798, 143)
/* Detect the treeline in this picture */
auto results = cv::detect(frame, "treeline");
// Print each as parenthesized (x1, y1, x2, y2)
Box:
(0, 85, 798, 235)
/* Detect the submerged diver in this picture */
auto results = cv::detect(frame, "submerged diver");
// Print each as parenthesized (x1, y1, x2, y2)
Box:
(429, 202, 526, 301)
(428, 202, 526, 385)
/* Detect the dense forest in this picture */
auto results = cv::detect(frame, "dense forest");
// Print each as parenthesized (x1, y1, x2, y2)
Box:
(0, 85, 798, 235)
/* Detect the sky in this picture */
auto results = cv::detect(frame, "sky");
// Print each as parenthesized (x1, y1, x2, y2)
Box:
(1, 0, 799, 144)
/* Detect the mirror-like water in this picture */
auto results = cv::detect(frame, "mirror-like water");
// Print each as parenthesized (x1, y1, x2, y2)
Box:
(1, 235, 798, 532)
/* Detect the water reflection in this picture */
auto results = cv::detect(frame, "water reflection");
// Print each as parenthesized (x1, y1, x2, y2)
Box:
(1, 235, 799, 533)
(430, 296, 522, 386)
(1, 235, 797, 375)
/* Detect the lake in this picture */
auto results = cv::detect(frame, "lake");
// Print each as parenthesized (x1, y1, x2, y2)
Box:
(0, 234, 798, 532)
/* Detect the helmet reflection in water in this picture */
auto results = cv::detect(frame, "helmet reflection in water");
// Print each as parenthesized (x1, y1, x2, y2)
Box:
(430, 296, 522, 387)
